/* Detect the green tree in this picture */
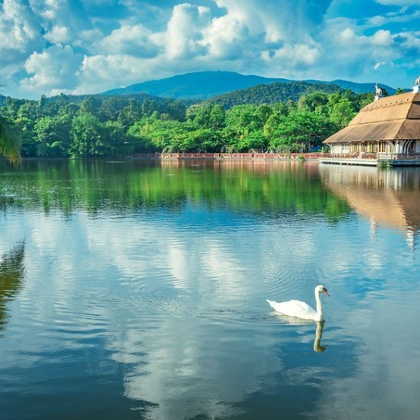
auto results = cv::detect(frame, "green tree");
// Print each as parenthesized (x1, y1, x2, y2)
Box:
(270, 111, 334, 152)
(329, 100, 356, 129)
(34, 115, 72, 157)
(263, 112, 283, 141)
(209, 104, 226, 130)
(126, 122, 155, 153)
(297, 92, 329, 112)
(70, 113, 111, 157)
(237, 130, 267, 152)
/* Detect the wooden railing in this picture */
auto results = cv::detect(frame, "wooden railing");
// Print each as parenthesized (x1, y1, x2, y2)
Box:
(378, 153, 420, 160)
(126, 152, 420, 161)
(129, 152, 332, 160)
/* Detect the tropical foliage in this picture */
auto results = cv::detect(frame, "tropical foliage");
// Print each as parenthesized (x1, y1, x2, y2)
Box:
(0, 89, 374, 157)
(0, 113, 21, 165)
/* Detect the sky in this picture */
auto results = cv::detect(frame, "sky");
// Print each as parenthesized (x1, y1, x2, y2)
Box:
(1, 0, 420, 99)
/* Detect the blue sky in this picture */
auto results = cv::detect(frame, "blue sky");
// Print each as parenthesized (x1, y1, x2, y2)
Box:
(1, 0, 420, 99)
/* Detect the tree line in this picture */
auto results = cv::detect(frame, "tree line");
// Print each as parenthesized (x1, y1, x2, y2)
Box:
(1, 89, 375, 159)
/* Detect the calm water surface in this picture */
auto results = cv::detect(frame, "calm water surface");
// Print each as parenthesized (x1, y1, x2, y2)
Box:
(1, 159, 420, 419)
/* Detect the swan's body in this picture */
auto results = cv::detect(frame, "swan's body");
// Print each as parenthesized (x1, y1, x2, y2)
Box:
(266, 285, 330, 321)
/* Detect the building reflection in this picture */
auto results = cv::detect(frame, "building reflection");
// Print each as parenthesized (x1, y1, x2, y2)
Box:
(320, 165, 420, 244)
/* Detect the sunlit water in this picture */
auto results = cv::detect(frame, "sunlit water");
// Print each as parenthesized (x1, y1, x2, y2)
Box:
(1, 159, 420, 419)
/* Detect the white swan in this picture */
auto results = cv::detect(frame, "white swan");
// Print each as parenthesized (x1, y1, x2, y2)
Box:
(266, 285, 330, 321)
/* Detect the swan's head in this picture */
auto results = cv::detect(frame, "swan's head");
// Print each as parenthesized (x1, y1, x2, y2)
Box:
(316, 285, 330, 296)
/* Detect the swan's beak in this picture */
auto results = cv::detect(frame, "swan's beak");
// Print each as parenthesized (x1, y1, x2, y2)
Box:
(322, 288, 330, 297)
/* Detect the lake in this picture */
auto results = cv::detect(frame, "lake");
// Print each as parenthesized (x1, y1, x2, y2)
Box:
(1, 159, 420, 419)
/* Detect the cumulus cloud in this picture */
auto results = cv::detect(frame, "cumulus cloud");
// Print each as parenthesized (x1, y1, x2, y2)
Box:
(20, 44, 84, 95)
(0, 0, 45, 68)
(203, 13, 251, 60)
(262, 43, 321, 69)
(214, 0, 330, 42)
(94, 24, 160, 57)
(44, 25, 72, 44)
(158, 4, 211, 60)
(75, 54, 168, 95)
(1, 0, 420, 98)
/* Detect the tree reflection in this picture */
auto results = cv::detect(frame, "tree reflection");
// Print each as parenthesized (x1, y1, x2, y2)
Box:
(0, 160, 350, 221)
(0, 242, 25, 331)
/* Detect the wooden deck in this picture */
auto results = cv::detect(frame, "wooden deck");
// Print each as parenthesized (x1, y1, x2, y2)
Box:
(320, 153, 420, 167)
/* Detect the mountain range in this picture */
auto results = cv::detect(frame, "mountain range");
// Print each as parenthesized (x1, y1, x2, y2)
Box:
(102, 71, 397, 100)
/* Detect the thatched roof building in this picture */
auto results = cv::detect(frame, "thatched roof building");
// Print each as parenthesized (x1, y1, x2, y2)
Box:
(324, 84, 420, 157)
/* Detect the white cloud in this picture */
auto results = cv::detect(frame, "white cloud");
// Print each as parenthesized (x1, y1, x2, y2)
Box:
(20, 44, 84, 94)
(75, 54, 164, 94)
(262, 43, 321, 68)
(372, 29, 392, 45)
(94, 24, 160, 57)
(1, 0, 420, 98)
(73, 28, 104, 47)
(30, 0, 88, 31)
(0, 0, 44, 61)
(367, 9, 420, 27)
(161, 3, 210, 60)
(202, 13, 250, 60)
(214, 0, 329, 42)
(44, 25, 72, 44)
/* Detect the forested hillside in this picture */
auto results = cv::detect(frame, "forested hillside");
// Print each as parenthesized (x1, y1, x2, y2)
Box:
(1, 87, 376, 158)
(206, 81, 343, 108)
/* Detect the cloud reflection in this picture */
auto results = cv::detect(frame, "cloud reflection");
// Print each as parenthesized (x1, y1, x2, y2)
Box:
(2, 162, 420, 418)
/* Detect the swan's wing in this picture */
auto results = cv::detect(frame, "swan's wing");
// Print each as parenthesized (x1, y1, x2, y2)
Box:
(267, 299, 317, 320)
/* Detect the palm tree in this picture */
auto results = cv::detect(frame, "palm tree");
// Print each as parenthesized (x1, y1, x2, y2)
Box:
(0, 112, 21, 166)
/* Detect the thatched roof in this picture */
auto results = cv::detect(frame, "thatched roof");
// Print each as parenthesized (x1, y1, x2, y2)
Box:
(324, 92, 420, 144)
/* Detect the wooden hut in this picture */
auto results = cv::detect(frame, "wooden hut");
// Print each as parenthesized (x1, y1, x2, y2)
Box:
(323, 82, 420, 164)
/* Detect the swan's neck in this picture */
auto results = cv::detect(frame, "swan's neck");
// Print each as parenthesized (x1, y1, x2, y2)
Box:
(314, 291, 324, 321)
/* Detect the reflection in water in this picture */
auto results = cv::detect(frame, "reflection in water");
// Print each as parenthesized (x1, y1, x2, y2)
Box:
(320, 165, 420, 233)
(0, 159, 351, 222)
(269, 314, 327, 353)
(1, 160, 420, 418)
(0, 243, 25, 331)
(314, 321, 326, 353)
(0, 195, 15, 214)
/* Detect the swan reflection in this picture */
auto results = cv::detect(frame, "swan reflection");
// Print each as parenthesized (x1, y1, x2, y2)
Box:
(269, 313, 327, 353)
(314, 321, 326, 353)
